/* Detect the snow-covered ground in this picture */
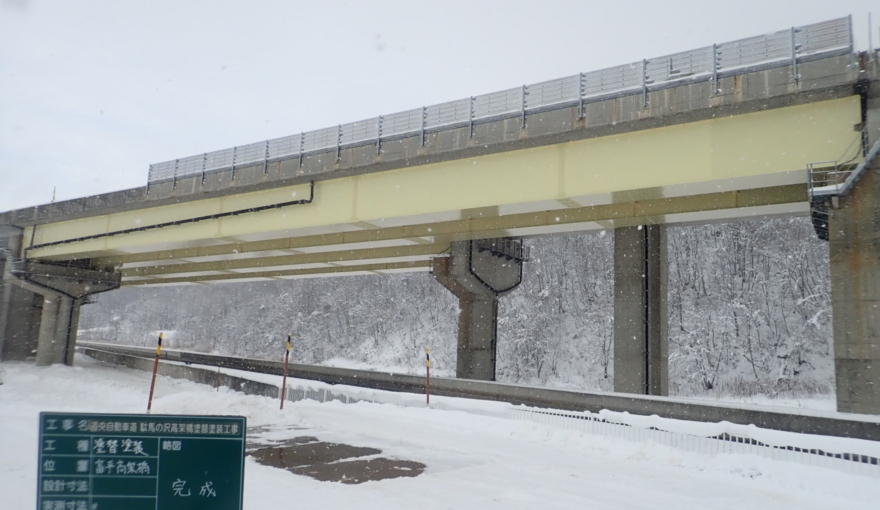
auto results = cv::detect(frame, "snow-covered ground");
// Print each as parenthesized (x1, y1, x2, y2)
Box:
(1, 356, 877, 510)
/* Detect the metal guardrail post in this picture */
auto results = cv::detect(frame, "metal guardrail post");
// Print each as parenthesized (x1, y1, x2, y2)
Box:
(147, 165, 152, 193)
(578, 72, 585, 119)
(848, 15, 856, 68)
(172, 159, 179, 190)
(711, 43, 719, 95)
(790, 27, 799, 82)
(376, 116, 382, 155)
(298, 132, 304, 169)
(468, 96, 474, 138)
(420, 106, 426, 146)
(521, 85, 527, 129)
(335, 124, 342, 162)
(641, 59, 648, 107)
(201, 153, 207, 185)
(263, 140, 269, 174)
(231, 146, 237, 180)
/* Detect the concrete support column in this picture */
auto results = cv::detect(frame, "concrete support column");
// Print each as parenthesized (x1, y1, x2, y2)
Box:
(0, 273, 43, 361)
(613, 225, 668, 396)
(0, 226, 43, 361)
(827, 76, 880, 414)
(455, 293, 499, 380)
(829, 156, 880, 414)
(433, 239, 524, 381)
(35, 295, 82, 366)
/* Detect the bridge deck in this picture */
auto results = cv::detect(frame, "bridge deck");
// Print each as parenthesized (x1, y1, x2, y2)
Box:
(0, 54, 864, 286)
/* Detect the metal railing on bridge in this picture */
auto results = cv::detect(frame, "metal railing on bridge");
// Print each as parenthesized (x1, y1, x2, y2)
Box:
(148, 17, 854, 185)
(808, 139, 880, 241)
(809, 139, 880, 199)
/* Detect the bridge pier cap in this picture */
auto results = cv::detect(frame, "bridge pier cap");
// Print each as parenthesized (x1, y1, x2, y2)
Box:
(433, 239, 525, 381)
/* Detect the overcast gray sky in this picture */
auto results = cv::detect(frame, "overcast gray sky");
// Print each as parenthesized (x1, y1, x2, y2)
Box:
(1, 1, 877, 211)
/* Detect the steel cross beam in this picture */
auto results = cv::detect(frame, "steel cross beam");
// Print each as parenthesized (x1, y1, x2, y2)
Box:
(123, 260, 431, 286)
(120, 242, 450, 278)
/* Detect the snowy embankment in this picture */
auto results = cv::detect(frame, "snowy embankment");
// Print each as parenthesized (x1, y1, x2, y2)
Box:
(1, 356, 877, 510)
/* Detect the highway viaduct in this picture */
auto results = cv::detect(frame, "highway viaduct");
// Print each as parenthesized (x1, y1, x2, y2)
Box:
(2, 18, 879, 414)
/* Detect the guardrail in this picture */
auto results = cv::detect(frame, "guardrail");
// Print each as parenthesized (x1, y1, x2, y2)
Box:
(148, 17, 854, 185)
(81, 343, 880, 477)
(79, 342, 880, 441)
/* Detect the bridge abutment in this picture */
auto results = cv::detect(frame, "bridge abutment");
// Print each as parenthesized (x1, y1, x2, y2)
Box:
(433, 239, 525, 380)
(613, 225, 669, 396)
(829, 154, 880, 413)
(827, 76, 880, 414)
(829, 168, 880, 414)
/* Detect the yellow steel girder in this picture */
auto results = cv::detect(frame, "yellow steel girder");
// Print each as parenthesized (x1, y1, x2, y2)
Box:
(26, 96, 859, 263)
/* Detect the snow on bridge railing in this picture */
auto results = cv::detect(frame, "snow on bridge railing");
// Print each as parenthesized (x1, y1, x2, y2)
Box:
(148, 16, 854, 185)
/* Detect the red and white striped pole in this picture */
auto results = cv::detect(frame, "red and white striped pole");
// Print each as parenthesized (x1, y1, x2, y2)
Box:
(280, 334, 291, 410)
(425, 348, 431, 406)
(146, 333, 163, 413)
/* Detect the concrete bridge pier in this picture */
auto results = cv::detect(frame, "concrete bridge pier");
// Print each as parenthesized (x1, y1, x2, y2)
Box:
(829, 159, 880, 413)
(0, 229, 121, 366)
(0, 227, 42, 361)
(433, 239, 525, 380)
(613, 225, 668, 396)
(0, 281, 44, 361)
(828, 78, 880, 414)
(34, 294, 83, 366)
(23, 263, 120, 366)
(829, 151, 880, 414)
(0, 276, 43, 361)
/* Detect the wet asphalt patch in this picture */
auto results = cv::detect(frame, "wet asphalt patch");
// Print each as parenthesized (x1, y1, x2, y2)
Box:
(247, 430, 426, 484)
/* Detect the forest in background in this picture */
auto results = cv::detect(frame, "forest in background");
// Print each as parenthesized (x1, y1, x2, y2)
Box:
(79, 217, 833, 399)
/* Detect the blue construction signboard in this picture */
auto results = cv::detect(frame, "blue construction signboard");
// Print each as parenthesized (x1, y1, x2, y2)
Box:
(37, 412, 246, 510)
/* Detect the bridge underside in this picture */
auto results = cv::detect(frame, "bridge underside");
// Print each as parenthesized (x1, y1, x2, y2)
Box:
(105, 183, 806, 287)
(17, 96, 858, 286)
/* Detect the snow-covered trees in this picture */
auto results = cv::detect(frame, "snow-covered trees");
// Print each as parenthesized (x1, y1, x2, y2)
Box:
(497, 233, 614, 389)
(667, 218, 832, 396)
(79, 217, 833, 398)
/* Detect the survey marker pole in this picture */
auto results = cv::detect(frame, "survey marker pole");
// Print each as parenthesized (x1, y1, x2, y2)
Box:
(281, 334, 291, 409)
(146, 332, 163, 413)
(426, 348, 431, 406)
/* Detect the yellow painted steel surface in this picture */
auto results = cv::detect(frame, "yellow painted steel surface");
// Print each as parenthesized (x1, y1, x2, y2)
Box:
(27, 96, 860, 262)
